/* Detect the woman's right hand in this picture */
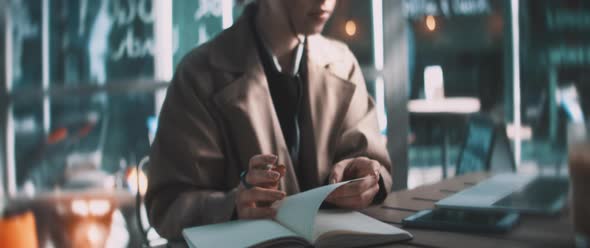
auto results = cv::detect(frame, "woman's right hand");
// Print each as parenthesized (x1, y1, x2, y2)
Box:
(236, 154, 286, 219)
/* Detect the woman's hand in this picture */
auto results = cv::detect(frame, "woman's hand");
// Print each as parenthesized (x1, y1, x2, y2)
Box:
(235, 154, 286, 219)
(325, 157, 381, 209)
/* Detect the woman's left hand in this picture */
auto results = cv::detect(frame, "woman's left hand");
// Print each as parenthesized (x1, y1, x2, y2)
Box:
(325, 157, 381, 209)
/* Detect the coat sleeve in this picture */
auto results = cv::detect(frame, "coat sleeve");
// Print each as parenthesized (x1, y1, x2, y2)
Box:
(332, 48, 393, 202)
(145, 57, 237, 240)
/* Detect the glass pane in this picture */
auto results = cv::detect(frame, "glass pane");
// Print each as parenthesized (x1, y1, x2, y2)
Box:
(4, 0, 230, 191)
(50, 0, 154, 85)
(13, 90, 155, 190)
(173, 0, 225, 68)
(9, 0, 225, 87)
(405, 0, 506, 187)
(519, 0, 590, 172)
(8, 0, 42, 91)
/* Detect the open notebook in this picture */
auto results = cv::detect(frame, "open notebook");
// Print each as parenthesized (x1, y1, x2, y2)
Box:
(183, 180, 412, 248)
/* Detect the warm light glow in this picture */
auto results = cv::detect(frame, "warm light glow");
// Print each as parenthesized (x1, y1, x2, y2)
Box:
(345, 20, 357, 36)
(72, 199, 112, 217)
(72, 200, 89, 217)
(426, 15, 436, 31)
(87, 224, 104, 247)
(506, 124, 533, 141)
(89, 200, 111, 216)
(424, 65, 445, 99)
(127, 167, 148, 195)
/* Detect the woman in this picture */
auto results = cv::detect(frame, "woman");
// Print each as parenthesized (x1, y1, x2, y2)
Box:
(146, 0, 393, 240)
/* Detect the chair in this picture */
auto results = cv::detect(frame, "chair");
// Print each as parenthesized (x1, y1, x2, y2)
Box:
(135, 156, 167, 247)
(455, 114, 516, 175)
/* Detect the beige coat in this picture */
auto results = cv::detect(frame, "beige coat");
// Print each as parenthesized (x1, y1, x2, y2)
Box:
(145, 8, 393, 240)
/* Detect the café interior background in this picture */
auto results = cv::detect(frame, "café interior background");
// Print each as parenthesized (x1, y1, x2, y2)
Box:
(0, 0, 588, 247)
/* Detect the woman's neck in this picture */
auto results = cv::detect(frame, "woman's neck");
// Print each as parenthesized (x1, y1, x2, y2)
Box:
(255, 4, 304, 73)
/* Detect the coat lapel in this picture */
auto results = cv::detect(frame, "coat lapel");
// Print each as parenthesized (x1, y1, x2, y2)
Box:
(207, 7, 357, 193)
(301, 49, 357, 188)
(212, 64, 302, 194)
(209, 9, 301, 194)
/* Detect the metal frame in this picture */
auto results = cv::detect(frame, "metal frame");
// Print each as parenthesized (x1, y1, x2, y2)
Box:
(153, 0, 174, 116)
(42, 0, 50, 136)
(8, 79, 169, 105)
(0, 104, 5, 198)
(2, 2, 14, 197)
(383, 0, 410, 190)
(0, 0, 5, 198)
(510, 0, 522, 168)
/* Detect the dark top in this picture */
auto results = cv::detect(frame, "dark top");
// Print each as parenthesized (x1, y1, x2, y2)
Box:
(250, 15, 304, 169)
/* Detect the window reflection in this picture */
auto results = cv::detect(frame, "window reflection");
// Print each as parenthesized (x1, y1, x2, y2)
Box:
(9, 0, 41, 90)
(14, 91, 154, 190)
(4, 0, 228, 192)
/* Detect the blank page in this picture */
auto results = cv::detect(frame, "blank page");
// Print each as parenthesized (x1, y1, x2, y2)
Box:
(183, 219, 299, 248)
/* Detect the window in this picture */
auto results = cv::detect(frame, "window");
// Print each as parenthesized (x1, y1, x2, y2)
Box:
(2, 0, 228, 193)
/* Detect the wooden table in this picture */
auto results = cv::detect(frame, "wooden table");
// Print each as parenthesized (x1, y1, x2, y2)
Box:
(362, 173, 575, 248)
(407, 98, 481, 114)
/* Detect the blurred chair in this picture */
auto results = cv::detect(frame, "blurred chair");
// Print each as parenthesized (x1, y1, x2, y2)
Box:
(134, 156, 166, 247)
(553, 84, 586, 170)
(455, 114, 516, 176)
(557, 84, 585, 125)
(530, 84, 586, 167)
(0, 211, 39, 248)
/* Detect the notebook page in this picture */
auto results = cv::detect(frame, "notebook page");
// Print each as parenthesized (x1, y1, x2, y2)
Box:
(313, 209, 410, 241)
(275, 179, 361, 241)
(182, 219, 299, 248)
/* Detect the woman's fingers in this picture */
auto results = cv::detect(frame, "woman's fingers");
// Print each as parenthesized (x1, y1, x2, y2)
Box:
(326, 174, 378, 200)
(236, 187, 285, 219)
(249, 154, 278, 169)
(246, 168, 281, 185)
(326, 183, 380, 209)
(329, 157, 381, 184)
(328, 159, 352, 184)
(350, 158, 381, 179)
(236, 154, 286, 220)
(244, 154, 282, 187)
(237, 187, 285, 206)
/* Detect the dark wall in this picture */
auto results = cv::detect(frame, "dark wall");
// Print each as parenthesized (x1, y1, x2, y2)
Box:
(409, 8, 506, 113)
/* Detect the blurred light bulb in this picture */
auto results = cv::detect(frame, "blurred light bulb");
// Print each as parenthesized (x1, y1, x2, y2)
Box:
(87, 224, 104, 247)
(426, 15, 436, 31)
(89, 200, 111, 216)
(127, 167, 148, 195)
(72, 199, 89, 217)
(345, 20, 357, 36)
